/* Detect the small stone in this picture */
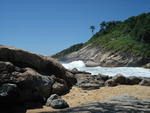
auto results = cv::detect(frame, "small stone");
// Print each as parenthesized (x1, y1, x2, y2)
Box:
(50, 99, 69, 109)
(46, 94, 60, 106)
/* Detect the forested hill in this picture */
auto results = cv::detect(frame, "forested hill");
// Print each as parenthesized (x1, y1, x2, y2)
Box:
(52, 43, 84, 59)
(52, 13, 150, 62)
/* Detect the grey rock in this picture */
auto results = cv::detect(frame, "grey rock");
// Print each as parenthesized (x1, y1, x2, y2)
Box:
(112, 74, 127, 84)
(94, 74, 110, 81)
(50, 98, 69, 109)
(139, 79, 150, 86)
(16, 68, 54, 102)
(46, 94, 60, 106)
(0, 61, 15, 77)
(128, 76, 142, 85)
(143, 63, 150, 69)
(0, 83, 19, 105)
(79, 83, 100, 90)
(55, 44, 150, 67)
(51, 78, 69, 95)
(72, 68, 78, 72)
(105, 79, 117, 86)
(74, 73, 102, 90)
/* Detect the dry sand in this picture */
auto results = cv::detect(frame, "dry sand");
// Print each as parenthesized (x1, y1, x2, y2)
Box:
(27, 85, 150, 113)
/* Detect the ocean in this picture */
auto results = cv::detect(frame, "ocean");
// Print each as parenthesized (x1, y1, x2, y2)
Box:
(62, 60, 150, 77)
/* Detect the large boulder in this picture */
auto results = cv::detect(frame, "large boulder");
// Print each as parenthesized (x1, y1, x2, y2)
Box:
(105, 74, 127, 86)
(0, 45, 76, 109)
(74, 73, 102, 90)
(0, 45, 77, 86)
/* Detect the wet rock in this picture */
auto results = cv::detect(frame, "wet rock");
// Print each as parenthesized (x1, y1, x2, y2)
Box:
(112, 74, 127, 84)
(128, 76, 142, 85)
(105, 79, 117, 86)
(85, 60, 100, 67)
(72, 68, 78, 72)
(143, 63, 150, 69)
(94, 74, 110, 81)
(139, 79, 150, 86)
(79, 83, 100, 90)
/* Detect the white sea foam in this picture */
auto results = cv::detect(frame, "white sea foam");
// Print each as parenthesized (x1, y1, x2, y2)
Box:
(62, 60, 150, 77)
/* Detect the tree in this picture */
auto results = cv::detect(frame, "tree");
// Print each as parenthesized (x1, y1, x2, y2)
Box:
(100, 21, 106, 30)
(89, 26, 95, 35)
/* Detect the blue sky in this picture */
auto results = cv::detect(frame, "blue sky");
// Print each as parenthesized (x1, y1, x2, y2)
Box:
(0, 0, 150, 55)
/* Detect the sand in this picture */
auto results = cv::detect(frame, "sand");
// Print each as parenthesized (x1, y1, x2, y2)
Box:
(27, 85, 150, 113)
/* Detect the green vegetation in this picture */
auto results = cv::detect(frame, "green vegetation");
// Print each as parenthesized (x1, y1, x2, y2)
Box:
(53, 13, 150, 58)
(87, 12, 150, 57)
(89, 25, 95, 35)
(52, 43, 84, 58)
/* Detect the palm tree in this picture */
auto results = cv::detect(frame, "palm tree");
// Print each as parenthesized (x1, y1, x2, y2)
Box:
(89, 25, 95, 35)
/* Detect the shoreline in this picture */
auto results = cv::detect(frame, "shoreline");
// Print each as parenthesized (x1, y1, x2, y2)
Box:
(62, 60, 150, 77)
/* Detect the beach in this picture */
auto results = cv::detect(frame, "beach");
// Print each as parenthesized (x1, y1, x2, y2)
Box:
(27, 85, 150, 113)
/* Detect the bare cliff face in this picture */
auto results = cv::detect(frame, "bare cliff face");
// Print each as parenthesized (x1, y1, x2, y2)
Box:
(58, 44, 149, 67)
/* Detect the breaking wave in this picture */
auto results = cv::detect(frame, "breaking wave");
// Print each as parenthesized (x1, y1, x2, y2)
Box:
(62, 60, 150, 77)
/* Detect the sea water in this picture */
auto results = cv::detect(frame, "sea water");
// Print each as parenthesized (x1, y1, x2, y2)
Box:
(62, 60, 150, 77)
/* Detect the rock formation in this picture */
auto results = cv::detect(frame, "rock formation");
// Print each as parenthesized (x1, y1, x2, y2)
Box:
(72, 70, 150, 90)
(56, 44, 150, 67)
(0, 45, 76, 112)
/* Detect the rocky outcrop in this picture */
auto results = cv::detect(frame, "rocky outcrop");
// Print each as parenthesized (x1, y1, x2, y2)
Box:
(49, 95, 150, 113)
(0, 45, 76, 111)
(57, 44, 150, 67)
(72, 71, 149, 90)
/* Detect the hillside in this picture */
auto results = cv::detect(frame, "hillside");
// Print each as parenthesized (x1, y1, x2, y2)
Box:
(52, 13, 150, 67)
(52, 43, 84, 61)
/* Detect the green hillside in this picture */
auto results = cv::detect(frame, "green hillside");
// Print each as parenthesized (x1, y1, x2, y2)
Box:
(52, 43, 84, 58)
(53, 13, 150, 58)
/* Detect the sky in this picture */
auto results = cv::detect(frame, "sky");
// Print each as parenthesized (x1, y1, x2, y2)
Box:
(0, 0, 150, 55)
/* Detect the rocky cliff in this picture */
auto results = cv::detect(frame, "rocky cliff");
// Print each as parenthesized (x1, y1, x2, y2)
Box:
(52, 13, 150, 67)
(57, 44, 149, 67)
